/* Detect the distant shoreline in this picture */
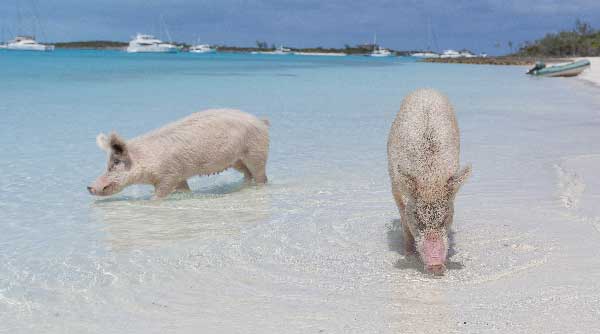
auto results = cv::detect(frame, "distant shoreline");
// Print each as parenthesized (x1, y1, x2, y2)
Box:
(421, 56, 574, 66)
(53, 41, 128, 50)
(49, 40, 421, 55)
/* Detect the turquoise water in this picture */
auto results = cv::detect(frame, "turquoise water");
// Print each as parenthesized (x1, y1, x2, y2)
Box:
(2, 50, 600, 333)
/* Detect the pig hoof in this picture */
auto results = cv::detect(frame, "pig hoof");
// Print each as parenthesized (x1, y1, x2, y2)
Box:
(425, 264, 446, 276)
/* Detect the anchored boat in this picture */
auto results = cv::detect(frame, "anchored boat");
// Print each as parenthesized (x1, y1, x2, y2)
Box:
(126, 34, 178, 53)
(251, 45, 292, 55)
(368, 34, 393, 57)
(3, 36, 54, 51)
(189, 44, 216, 54)
(526, 59, 591, 77)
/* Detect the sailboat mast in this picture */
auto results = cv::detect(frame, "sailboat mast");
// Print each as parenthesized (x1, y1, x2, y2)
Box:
(30, 0, 44, 41)
(16, 0, 22, 36)
(160, 15, 173, 43)
(373, 33, 377, 51)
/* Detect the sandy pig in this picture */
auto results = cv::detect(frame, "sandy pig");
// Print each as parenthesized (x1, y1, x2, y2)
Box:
(387, 89, 471, 275)
(88, 109, 269, 199)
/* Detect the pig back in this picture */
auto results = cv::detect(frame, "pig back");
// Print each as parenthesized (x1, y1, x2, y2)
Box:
(129, 109, 268, 177)
(387, 89, 460, 191)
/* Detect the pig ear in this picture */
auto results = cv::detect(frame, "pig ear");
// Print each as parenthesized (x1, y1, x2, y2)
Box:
(400, 173, 420, 199)
(109, 132, 128, 155)
(96, 133, 110, 152)
(447, 165, 472, 194)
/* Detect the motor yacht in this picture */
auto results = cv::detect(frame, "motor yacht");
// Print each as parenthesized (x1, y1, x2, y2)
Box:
(126, 34, 177, 53)
(4, 36, 54, 51)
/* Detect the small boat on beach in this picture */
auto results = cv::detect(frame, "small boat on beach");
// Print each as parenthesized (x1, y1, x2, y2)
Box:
(526, 59, 591, 77)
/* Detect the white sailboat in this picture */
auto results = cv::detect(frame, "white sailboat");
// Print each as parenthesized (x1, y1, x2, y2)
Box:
(369, 34, 393, 57)
(189, 37, 216, 53)
(251, 45, 292, 55)
(411, 18, 439, 58)
(189, 44, 216, 53)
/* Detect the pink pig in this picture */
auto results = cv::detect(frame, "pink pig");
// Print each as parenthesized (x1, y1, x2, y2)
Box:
(88, 109, 269, 199)
(387, 89, 471, 275)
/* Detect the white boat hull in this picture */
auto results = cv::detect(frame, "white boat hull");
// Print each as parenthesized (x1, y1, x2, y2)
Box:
(189, 49, 215, 54)
(540, 66, 589, 77)
(251, 51, 291, 55)
(5, 44, 54, 51)
(293, 52, 346, 56)
(126, 45, 177, 53)
(411, 53, 440, 58)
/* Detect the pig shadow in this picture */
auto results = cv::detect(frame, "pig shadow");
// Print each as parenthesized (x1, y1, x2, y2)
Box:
(387, 219, 464, 275)
(89, 182, 271, 250)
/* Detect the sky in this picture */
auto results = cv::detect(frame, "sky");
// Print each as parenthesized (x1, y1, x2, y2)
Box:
(1, 0, 599, 54)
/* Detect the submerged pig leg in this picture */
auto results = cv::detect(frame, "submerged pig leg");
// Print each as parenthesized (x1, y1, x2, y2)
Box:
(175, 180, 191, 192)
(393, 188, 415, 255)
(402, 219, 415, 255)
(243, 157, 267, 184)
(233, 160, 252, 182)
(153, 180, 178, 199)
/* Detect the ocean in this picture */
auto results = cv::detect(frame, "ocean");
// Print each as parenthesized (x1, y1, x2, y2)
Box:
(1, 50, 600, 333)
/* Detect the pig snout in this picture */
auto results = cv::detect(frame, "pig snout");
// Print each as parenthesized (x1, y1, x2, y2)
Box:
(87, 176, 114, 196)
(87, 184, 109, 196)
(422, 233, 447, 275)
(87, 185, 109, 195)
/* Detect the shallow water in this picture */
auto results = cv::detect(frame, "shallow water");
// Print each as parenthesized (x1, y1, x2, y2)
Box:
(1, 50, 600, 333)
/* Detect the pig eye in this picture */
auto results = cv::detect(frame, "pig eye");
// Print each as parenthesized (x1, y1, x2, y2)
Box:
(113, 159, 121, 165)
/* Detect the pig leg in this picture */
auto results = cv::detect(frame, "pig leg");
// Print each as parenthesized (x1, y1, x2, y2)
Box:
(402, 219, 416, 255)
(175, 180, 191, 193)
(243, 156, 268, 184)
(152, 179, 179, 199)
(233, 160, 252, 183)
(393, 188, 415, 255)
(392, 187, 406, 212)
